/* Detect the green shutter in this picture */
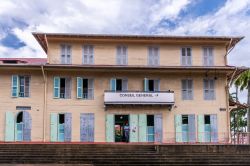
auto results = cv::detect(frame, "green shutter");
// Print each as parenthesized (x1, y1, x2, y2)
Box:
(144, 78, 148, 91)
(53, 77, 60, 98)
(138, 114, 147, 142)
(198, 114, 205, 142)
(175, 115, 182, 142)
(50, 113, 58, 142)
(106, 114, 114, 142)
(130, 114, 139, 142)
(5, 112, 15, 141)
(110, 78, 116, 91)
(77, 77, 83, 99)
(11, 75, 19, 97)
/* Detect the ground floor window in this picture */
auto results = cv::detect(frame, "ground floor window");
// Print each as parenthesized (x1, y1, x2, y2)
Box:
(147, 115, 154, 142)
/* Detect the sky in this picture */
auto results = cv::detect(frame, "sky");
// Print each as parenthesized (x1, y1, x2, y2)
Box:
(0, 0, 250, 102)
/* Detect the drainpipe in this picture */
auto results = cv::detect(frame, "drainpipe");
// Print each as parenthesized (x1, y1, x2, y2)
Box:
(41, 65, 47, 142)
(226, 67, 237, 143)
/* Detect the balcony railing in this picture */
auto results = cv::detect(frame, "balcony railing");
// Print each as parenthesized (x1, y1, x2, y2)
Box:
(104, 90, 174, 105)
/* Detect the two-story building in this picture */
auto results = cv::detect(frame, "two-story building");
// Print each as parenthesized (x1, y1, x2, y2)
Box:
(0, 33, 247, 143)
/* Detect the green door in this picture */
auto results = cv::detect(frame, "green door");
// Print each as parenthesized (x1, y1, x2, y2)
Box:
(5, 112, 15, 141)
(138, 114, 147, 142)
(198, 115, 205, 142)
(130, 114, 138, 142)
(175, 115, 182, 142)
(106, 114, 114, 142)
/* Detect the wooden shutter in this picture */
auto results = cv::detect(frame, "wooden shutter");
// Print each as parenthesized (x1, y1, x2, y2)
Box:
(175, 115, 182, 142)
(88, 113, 95, 142)
(138, 114, 147, 142)
(148, 47, 152, 65)
(210, 114, 218, 142)
(181, 48, 186, 65)
(130, 114, 139, 142)
(208, 48, 214, 66)
(80, 113, 88, 142)
(61, 45, 66, 64)
(65, 77, 71, 99)
(122, 78, 128, 91)
(203, 79, 209, 100)
(181, 80, 187, 100)
(144, 78, 148, 91)
(154, 114, 163, 142)
(188, 114, 196, 142)
(110, 78, 116, 91)
(64, 113, 72, 142)
(50, 113, 58, 142)
(88, 79, 94, 99)
(187, 47, 192, 65)
(53, 77, 60, 98)
(24, 76, 30, 97)
(116, 46, 122, 65)
(209, 79, 215, 100)
(5, 112, 15, 141)
(66, 45, 71, 64)
(89, 45, 94, 64)
(154, 79, 160, 91)
(106, 114, 114, 142)
(187, 80, 193, 100)
(198, 114, 205, 142)
(77, 77, 83, 99)
(12, 75, 19, 97)
(23, 111, 32, 141)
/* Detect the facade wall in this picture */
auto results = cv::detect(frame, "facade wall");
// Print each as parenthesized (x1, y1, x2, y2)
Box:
(47, 40, 226, 66)
(0, 70, 44, 141)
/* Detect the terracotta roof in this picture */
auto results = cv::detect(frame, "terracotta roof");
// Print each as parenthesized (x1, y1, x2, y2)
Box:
(32, 32, 244, 53)
(0, 58, 47, 65)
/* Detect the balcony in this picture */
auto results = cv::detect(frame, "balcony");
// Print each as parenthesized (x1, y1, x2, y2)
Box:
(104, 91, 174, 105)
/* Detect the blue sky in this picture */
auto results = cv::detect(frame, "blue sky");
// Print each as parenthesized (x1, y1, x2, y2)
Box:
(0, 0, 250, 102)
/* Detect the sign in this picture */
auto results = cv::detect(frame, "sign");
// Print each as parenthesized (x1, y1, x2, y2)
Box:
(104, 91, 174, 105)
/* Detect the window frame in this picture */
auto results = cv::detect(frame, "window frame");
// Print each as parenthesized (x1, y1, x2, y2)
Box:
(77, 77, 94, 100)
(60, 44, 72, 64)
(202, 46, 214, 66)
(181, 79, 193, 100)
(203, 78, 216, 100)
(148, 46, 160, 66)
(181, 46, 192, 66)
(116, 45, 128, 65)
(82, 45, 94, 65)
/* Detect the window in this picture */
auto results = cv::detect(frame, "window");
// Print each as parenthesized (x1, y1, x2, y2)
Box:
(203, 79, 215, 100)
(11, 75, 30, 98)
(181, 79, 193, 100)
(59, 114, 65, 124)
(203, 47, 214, 66)
(77, 77, 94, 99)
(204, 115, 211, 124)
(117, 46, 127, 65)
(181, 47, 192, 66)
(82, 45, 94, 64)
(144, 78, 160, 92)
(182, 115, 189, 124)
(110, 78, 128, 91)
(148, 46, 159, 66)
(61, 45, 71, 64)
(53, 77, 71, 99)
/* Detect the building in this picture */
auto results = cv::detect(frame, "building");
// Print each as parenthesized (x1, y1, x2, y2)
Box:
(0, 33, 247, 143)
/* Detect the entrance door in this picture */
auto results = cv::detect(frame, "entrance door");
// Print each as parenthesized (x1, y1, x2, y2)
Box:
(15, 111, 32, 142)
(115, 115, 129, 142)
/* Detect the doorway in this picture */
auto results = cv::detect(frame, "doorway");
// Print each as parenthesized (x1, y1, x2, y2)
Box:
(115, 115, 129, 142)
(16, 112, 24, 141)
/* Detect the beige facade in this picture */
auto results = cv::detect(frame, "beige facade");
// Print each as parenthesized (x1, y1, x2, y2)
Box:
(0, 33, 245, 143)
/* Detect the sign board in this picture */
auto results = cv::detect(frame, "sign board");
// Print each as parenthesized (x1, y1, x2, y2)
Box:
(104, 91, 174, 105)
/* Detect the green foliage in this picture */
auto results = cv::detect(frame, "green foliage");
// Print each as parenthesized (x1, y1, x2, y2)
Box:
(235, 70, 250, 91)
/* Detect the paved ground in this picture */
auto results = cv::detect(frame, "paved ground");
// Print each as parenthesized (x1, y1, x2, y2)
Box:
(1, 165, 93, 166)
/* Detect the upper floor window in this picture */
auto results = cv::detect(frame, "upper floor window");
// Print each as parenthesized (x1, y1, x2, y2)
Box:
(82, 45, 94, 64)
(61, 45, 71, 64)
(53, 77, 71, 99)
(110, 78, 128, 91)
(203, 79, 215, 100)
(144, 78, 160, 92)
(12, 75, 30, 98)
(181, 79, 193, 100)
(203, 47, 214, 66)
(77, 77, 94, 99)
(148, 46, 159, 66)
(116, 46, 127, 65)
(181, 47, 192, 66)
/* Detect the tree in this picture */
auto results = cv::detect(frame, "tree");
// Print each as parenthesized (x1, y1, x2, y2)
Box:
(234, 70, 250, 132)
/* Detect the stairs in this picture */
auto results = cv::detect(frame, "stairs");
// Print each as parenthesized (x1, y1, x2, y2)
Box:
(0, 143, 250, 165)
